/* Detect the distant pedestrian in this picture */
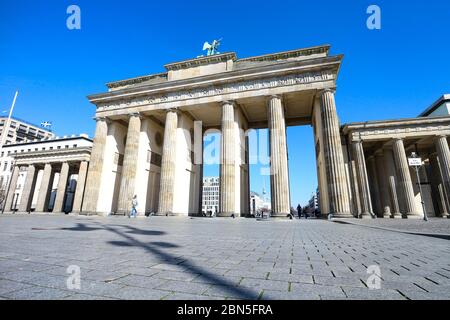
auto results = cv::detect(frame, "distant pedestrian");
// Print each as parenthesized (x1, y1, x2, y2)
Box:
(297, 204, 302, 218)
(129, 195, 138, 218)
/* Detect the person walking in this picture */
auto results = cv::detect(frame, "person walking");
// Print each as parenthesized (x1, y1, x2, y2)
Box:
(129, 195, 138, 218)
(297, 204, 302, 219)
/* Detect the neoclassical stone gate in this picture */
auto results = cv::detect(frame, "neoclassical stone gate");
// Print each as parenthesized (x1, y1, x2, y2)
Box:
(81, 45, 353, 218)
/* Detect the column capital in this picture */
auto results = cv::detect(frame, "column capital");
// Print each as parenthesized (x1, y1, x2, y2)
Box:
(434, 134, 448, 141)
(266, 94, 283, 104)
(93, 116, 111, 124)
(128, 112, 142, 119)
(317, 88, 336, 97)
(165, 107, 181, 114)
(221, 100, 236, 107)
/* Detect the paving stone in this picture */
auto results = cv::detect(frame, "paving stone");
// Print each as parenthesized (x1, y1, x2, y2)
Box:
(107, 286, 171, 300)
(3, 285, 72, 300)
(240, 278, 289, 292)
(261, 289, 320, 300)
(342, 287, 407, 300)
(0, 279, 34, 295)
(64, 293, 118, 300)
(313, 275, 366, 288)
(112, 274, 168, 289)
(163, 292, 223, 300)
(290, 283, 347, 298)
(78, 280, 126, 297)
(155, 280, 212, 295)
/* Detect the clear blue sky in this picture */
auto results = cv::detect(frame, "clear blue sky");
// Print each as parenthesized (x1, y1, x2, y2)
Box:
(1, 0, 449, 207)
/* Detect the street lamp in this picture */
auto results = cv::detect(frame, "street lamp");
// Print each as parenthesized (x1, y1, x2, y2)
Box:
(408, 152, 428, 221)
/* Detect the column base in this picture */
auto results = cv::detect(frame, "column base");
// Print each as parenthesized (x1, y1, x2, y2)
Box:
(155, 212, 184, 217)
(78, 211, 107, 216)
(405, 213, 424, 219)
(391, 213, 403, 219)
(270, 213, 292, 218)
(330, 213, 356, 219)
(441, 213, 449, 218)
(358, 212, 375, 219)
(383, 213, 392, 219)
(217, 212, 238, 218)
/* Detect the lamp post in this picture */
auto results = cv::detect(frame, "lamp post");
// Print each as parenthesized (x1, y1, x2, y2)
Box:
(408, 152, 428, 221)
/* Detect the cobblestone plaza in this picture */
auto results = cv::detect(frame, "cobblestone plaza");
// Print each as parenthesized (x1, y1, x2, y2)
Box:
(0, 215, 449, 300)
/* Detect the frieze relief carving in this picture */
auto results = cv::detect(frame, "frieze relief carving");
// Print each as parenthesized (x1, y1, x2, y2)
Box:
(97, 70, 335, 111)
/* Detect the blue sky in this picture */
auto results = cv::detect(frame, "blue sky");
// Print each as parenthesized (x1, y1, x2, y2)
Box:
(1, 0, 449, 206)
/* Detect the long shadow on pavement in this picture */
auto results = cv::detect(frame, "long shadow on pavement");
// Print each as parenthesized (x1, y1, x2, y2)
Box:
(60, 221, 260, 299)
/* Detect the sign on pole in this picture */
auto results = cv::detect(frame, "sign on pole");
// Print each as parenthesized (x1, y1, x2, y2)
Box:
(408, 157, 422, 166)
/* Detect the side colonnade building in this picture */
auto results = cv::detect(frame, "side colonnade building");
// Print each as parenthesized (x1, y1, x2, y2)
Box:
(343, 95, 450, 219)
(2, 135, 92, 214)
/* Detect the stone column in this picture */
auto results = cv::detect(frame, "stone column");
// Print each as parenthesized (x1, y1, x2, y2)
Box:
(435, 135, 450, 213)
(375, 151, 392, 218)
(19, 164, 37, 212)
(219, 101, 237, 216)
(367, 156, 382, 217)
(4, 165, 20, 212)
(383, 148, 402, 218)
(352, 140, 373, 218)
(267, 95, 291, 217)
(438, 184, 449, 218)
(157, 109, 178, 215)
(117, 113, 142, 214)
(53, 162, 70, 213)
(72, 161, 88, 213)
(392, 138, 420, 218)
(320, 89, 351, 217)
(82, 117, 109, 213)
(428, 153, 447, 218)
(35, 163, 53, 213)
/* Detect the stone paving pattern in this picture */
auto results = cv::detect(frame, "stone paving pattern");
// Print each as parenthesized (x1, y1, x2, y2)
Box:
(339, 218, 450, 235)
(0, 215, 449, 300)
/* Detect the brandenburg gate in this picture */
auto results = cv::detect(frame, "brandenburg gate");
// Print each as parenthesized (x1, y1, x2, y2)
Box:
(81, 45, 353, 218)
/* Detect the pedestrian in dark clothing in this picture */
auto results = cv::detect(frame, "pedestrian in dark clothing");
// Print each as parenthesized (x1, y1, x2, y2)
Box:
(297, 204, 302, 218)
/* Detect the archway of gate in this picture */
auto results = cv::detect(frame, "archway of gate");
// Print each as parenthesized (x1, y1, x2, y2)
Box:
(201, 129, 221, 216)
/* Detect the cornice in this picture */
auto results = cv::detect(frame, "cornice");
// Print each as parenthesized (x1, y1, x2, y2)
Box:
(238, 45, 330, 63)
(106, 72, 168, 90)
(11, 147, 92, 160)
(88, 55, 342, 104)
(342, 116, 450, 134)
(164, 52, 237, 71)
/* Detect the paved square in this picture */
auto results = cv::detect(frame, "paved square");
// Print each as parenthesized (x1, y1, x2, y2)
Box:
(0, 214, 449, 300)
